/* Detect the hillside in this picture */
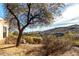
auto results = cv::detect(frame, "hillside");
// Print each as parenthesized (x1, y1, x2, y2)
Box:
(38, 24, 79, 35)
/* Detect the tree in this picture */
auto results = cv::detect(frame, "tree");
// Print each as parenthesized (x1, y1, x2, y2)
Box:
(6, 3, 64, 47)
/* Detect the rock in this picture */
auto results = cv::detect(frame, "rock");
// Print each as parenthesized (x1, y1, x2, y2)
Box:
(53, 32, 64, 37)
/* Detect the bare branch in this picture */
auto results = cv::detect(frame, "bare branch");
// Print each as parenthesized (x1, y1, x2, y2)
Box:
(21, 3, 31, 31)
(6, 4, 21, 31)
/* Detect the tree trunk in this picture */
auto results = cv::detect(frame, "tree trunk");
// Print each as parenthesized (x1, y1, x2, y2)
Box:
(16, 31, 23, 47)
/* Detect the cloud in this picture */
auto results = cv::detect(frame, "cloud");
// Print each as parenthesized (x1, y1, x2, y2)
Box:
(54, 4, 79, 25)
(62, 4, 79, 19)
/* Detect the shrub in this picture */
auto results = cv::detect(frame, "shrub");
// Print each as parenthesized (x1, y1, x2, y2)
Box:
(22, 36, 43, 44)
(5, 32, 18, 44)
(5, 35, 17, 44)
(5, 32, 43, 44)
(42, 35, 72, 56)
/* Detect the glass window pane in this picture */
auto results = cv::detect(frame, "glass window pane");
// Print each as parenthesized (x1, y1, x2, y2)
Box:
(3, 26, 7, 38)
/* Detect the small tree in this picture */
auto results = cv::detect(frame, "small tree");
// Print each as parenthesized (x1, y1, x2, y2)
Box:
(6, 3, 64, 47)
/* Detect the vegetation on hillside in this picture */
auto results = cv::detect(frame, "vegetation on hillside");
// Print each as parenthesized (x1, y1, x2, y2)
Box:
(3, 31, 79, 56)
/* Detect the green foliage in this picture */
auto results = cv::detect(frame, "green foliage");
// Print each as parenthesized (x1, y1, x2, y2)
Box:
(6, 32, 43, 44)
(22, 36, 43, 44)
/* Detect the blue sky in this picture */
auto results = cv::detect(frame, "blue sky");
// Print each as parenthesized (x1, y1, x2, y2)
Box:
(0, 3, 6, 19)
(0, 3, 79, 32)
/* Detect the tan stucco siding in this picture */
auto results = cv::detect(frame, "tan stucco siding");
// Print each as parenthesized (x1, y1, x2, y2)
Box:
(0, 25, 3, 40)
(3, 25, 9, 38)
(0, 20, 9, 40)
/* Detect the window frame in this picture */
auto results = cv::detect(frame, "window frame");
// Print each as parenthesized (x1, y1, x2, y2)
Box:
(3, 26, 7, 38)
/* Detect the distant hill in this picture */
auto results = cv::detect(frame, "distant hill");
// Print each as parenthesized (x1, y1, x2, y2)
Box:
(38, 25, 79, 35)
(26, 24, 79, 36)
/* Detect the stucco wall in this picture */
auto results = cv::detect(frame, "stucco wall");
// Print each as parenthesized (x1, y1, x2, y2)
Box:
(0, 24, 3, 39)
(0, 20, 8, 40)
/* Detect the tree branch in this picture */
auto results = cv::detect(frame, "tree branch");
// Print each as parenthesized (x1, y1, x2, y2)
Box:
(21, 3, 31, 31)
(6, 4, 21, 31)
(21, 13, 40, 31)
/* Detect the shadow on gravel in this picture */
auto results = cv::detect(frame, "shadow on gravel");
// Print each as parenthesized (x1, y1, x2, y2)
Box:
(0, 45, 15, 49)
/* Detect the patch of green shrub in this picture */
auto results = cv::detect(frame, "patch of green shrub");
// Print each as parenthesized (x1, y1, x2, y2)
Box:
(22, 36, 43, 44)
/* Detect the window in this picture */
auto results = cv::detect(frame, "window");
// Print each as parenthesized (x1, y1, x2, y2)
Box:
(3, 26, 7, 38)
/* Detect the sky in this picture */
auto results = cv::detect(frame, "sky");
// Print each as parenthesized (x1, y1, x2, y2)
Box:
(52, 4, 79, 27)
(0, 3, 79, 32)
(0, 3, 6, 19)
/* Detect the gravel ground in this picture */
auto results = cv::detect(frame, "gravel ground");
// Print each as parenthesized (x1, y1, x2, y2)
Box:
(0, 44, 43, 56)
(62, 46, 79, 56)
(0, 44, 79, 56)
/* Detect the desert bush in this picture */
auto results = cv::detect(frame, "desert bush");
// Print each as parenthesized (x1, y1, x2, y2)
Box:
(5, 36, 16, 44)
(42, 35, 72, 56)
(65, 32, 79, 46)
(5, 32, 18, 44)
(12, 32, 18, 35)
(5, 32, 43, 44)
(32, 37, 42, 44)
(5, 32, 39, 44)
(6, 36, 16, 44)
(23, 36, 34, 44)
(22, 36, 43, 44)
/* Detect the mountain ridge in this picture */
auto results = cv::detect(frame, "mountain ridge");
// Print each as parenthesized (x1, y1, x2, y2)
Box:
(37, 24, 79, 35)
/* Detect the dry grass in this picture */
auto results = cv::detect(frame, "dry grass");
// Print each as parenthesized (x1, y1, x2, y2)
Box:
(42, 35, 72, 56)
(0, 44, 44, 56)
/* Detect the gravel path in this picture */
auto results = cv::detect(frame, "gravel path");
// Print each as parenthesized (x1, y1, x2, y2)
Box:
(0, 44, 79, 56)
(0, 44, 43, 56)
(62, 46, 79, 56)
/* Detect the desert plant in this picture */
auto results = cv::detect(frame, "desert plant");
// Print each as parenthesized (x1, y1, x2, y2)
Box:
(42, 35, 72, 56)
(22, 36, 43, 44)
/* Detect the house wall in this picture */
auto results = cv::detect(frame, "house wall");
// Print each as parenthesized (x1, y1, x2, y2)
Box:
(3, 25, 9, 38)
(0, 24, 3, 40)
(0, 20, 8, 44)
